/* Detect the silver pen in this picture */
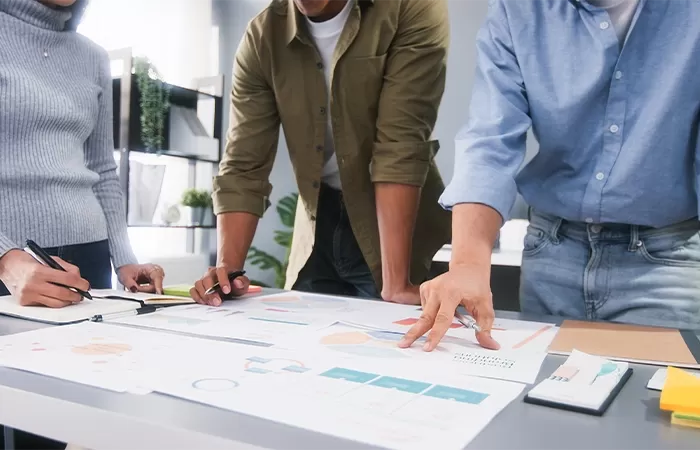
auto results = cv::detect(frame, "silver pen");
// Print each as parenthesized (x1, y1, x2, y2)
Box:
(454, 310, 482, 333)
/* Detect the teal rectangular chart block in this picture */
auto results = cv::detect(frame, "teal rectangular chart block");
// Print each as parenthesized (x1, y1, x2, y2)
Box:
(423, 385, 489, 404)
(320, 368, 379, 384)
(369, 376, 431, 394)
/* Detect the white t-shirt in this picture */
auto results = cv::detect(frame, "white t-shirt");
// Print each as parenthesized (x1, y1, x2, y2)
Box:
(305, 0, 353, 190)
(588, 0, 640, 44)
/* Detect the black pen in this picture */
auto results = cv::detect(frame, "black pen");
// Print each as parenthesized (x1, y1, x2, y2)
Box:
(24, 239, 93, 300)
(91, 305, 157, 322)
(205, 270, 246, 296)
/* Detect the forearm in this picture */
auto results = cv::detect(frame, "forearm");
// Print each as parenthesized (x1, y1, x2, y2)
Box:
(450, 203, 501, 276)
(216, 212, 259, 269)
(375, 183, 421, 292)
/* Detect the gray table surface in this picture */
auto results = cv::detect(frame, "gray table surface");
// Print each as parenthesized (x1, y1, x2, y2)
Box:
(1, 312, 699, 449)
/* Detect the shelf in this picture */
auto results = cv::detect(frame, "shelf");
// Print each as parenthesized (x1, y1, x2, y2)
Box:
(128, 224, 216, 229)
(122, 148, 219, 164)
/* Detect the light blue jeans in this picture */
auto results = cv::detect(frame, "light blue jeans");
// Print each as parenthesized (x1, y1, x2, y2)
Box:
(520, 210, 700, 329)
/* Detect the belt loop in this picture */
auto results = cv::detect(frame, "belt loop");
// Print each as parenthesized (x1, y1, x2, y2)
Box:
(550, 218, 563, 244)
(628, 225, 640, 251)
(527, 206, 532, 222)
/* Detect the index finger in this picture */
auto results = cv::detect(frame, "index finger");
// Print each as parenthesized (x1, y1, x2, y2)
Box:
(45, 269, 90, 293)
(152, 271, 164, 294)
(424, 301, 458, 352)
(215, 267, 231, 295)
(398, 286, 438, 348)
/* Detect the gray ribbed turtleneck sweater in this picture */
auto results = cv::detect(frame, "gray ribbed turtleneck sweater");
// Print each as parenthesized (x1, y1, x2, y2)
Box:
(0, 0, 137, 268)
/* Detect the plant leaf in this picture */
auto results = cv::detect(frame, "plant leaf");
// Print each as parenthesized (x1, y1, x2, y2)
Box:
(246, 247, 283, 274)
(273, 230, 293, 248)
(277, 193, 299, 228)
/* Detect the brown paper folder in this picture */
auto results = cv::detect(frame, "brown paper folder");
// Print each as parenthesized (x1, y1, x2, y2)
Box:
(548, 320, 700, 368)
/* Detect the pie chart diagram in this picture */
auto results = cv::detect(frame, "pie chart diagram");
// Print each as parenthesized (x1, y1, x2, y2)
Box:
(320, 330, 409, 359)
(191, 378, 239, 392)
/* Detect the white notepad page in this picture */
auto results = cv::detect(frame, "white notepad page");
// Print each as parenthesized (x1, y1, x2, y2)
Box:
(0, 295, 138, 325)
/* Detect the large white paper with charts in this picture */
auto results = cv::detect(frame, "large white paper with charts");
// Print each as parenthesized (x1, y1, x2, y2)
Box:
(285, 319, 557, 384)
(0, 321, 523, 450)
(148, 343, 525, 450)
(112, 291, 411, 345)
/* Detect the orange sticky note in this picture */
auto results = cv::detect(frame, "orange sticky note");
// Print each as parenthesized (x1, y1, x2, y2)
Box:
(660, 367, 700, 414)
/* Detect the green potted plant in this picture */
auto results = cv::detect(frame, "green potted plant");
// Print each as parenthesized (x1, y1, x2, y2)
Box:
(247, 193, 298, 288)
(133, 57, 170, 152)
(181, 189, 212, 226)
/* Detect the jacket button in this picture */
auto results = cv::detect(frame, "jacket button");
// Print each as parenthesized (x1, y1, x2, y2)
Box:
(319, 107, 326, 115)
(316, 62, 323, 70)
(316, 145, 323, 152)
(312, 181, 320, 189)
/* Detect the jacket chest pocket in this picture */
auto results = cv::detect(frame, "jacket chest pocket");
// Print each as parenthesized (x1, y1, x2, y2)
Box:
(334, 54, 387, 112)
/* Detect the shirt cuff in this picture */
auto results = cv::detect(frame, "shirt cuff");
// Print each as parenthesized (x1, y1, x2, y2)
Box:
(370, 141, 437, 187)
(0, 233, 18, 259)
(212, 175, 271, 217)
(439, 163, 518, 222)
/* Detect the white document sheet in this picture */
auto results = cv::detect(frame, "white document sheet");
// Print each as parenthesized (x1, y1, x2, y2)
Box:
(283, 322, 555, 384)
(151, 345, 525, 450)
(647, 367, 700, 391)
(0, 321, 524, 449)
(0, 322, 219, 392)
(111, 291, 390, 344)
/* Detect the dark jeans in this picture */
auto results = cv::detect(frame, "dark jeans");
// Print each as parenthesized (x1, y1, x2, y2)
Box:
(1, 240, 111, 450)
(293, 184, 379, 298)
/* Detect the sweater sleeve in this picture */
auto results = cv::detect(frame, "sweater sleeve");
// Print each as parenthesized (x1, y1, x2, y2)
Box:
(0, 233, 19, 259)
(84, 50, 138, 269)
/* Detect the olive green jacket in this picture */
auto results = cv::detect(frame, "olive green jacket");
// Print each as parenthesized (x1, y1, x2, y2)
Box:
(213, 0, 452, 289)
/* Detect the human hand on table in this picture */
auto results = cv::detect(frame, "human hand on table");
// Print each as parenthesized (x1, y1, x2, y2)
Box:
(0, 249, 89, 308)
(118, 263, 165, 294)
(398, 264, 500, 351)
(190, 265, 250, 306)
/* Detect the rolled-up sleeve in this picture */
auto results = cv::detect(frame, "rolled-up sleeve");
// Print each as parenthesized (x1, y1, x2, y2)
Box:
(439, 0, 531, 222)
(212, 28, 280, 217)
(370, 0, 449, 187)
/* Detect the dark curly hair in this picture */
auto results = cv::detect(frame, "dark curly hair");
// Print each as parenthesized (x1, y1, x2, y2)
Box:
(64, 0, 89, 31)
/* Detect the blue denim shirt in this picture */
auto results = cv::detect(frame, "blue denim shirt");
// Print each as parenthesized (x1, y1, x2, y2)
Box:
(440, 0, 700, 227)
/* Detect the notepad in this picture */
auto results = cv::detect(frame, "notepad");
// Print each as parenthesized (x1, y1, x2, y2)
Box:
(0, 295, 140, 325)
(524, 350, 632, 415)
(91, 289, 194, 306)
(548, 320, 700, 368)
(660, 367, 700, 415)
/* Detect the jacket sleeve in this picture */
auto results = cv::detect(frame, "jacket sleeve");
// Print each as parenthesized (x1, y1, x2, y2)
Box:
(212, 27, 281, 217)
(438, 0, 531, 221)
(370, 0, 449, 187)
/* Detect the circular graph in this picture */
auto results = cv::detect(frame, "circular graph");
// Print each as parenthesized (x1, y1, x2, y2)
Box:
(260, 294, 347, 310)
(192, 378, 239, 392)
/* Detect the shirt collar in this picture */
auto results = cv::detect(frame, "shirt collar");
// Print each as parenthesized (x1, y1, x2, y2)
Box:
(281, 0, 374, 45)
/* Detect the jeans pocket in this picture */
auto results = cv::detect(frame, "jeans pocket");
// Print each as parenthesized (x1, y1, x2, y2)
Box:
(522, 226, 550, 257)
(638, 230, 700, 267)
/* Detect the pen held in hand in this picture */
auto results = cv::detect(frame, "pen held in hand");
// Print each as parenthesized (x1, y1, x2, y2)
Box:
(24, 239, 93, 300)
(455, 310, 482, 333)
(205, 270, 246, 296)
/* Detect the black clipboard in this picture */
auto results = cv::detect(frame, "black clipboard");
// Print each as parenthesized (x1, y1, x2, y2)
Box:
(523, 367, 633, 416)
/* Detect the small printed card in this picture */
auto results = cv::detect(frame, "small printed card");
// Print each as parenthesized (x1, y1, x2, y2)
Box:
(524, 350, 632, 415)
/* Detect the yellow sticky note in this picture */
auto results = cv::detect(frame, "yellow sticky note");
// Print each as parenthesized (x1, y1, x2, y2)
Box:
(163, 284, 263, 298)
(660, 367, 700, 414)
